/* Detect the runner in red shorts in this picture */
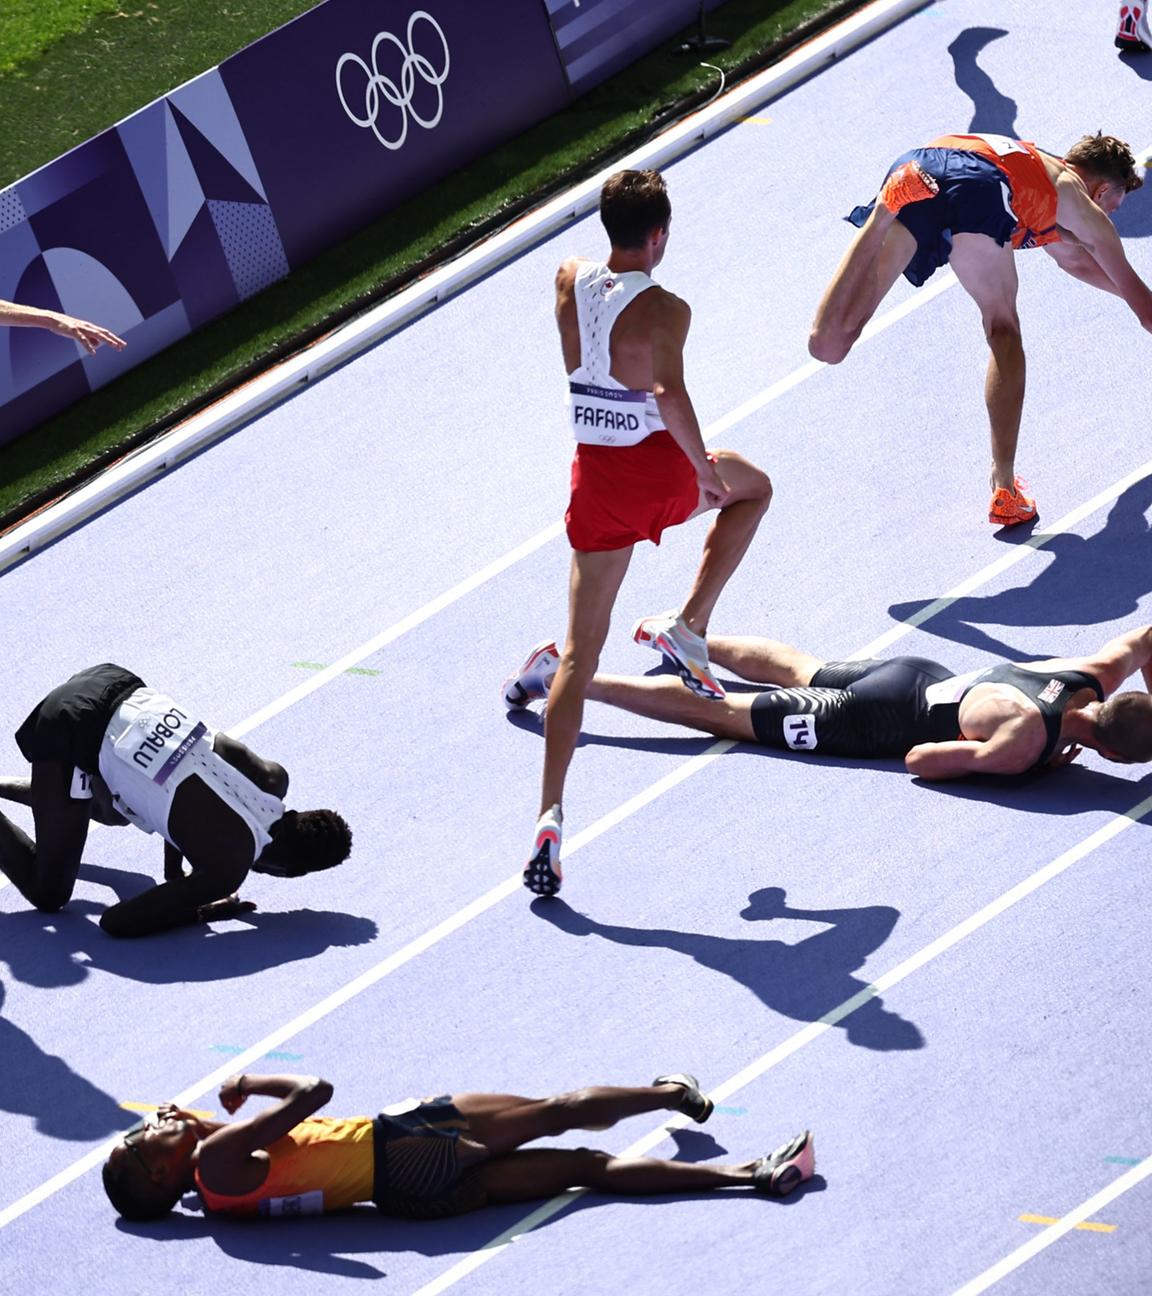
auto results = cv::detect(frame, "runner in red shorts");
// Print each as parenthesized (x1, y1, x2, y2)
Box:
(509, 169, 771, 896)
(809, 132, 1151, 526)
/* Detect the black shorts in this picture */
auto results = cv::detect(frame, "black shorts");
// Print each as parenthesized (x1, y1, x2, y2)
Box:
(749, 656, 955, 758)
(14, 663, 145, 773)
(371, 1097, 486, 1221)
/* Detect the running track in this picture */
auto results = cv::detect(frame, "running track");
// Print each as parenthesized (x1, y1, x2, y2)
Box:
(3, 2, 1152, 1292)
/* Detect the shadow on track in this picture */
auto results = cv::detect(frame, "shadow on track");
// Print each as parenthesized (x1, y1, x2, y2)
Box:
(949, 28, 1017, 135)
(889, 473, 1152, 659)
(532, 891, 923, 1052)
(0, 979, 133, 1140)
(118, 1170, 826, 1278)
(0, 893, 377, 991)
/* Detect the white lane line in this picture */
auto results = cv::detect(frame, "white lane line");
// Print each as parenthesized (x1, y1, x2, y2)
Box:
(952, 1156, 1152, 1295)
(412, 793, 1152, 1296)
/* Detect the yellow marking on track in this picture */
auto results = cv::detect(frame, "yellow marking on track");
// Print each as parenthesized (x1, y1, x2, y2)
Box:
(120, 1101, 214, 1119)
(739, 114, 773, 125)
(1019, 1214, 1116, 1234)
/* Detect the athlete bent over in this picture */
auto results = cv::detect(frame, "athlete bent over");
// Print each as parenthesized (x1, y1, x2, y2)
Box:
(511, 169, 771, 896)
(504, 625, 1152, 779)
(809, 132, 1150, 525)
(101, 1071, 814, 1221)
(0, 664, 351, 936)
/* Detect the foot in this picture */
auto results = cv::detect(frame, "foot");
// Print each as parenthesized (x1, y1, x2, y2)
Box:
(653, 1072, 714, 1124)
(879, 160, 939, 213)
(502, 641, 560, 711)
(988, 477, 1037, 527)
(632, 612, 726, 701)
(523, 805, 563, 897)
(753, 1130, 815, 1197)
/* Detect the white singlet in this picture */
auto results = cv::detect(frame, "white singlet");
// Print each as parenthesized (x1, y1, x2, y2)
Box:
(567, 261, 665, 446)
(96, 687, 285, 857)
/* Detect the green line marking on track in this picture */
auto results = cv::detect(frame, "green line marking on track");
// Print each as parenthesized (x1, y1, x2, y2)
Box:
(212, 1044, 304, 1061)
(1104, 1156, 1144, 1166)
(714, 1106, 748, 1116)
(292, 661, 381, 677)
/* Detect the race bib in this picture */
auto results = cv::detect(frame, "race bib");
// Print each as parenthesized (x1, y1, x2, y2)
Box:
(258, 1190, 324, 1217)
(111, 703, 206, 785)
(569, 381, 650, 446)
(972, 133, 1027, 157)
(69, 767, 94, 800)
(783, 714, 818, 751)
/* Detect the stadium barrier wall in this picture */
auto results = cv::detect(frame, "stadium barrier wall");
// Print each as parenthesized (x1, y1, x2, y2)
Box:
(0, 0, 735, 449)
(0, 0, 928, 573)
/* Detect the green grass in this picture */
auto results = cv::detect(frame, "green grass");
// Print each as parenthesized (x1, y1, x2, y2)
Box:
(0, 0, 865, 524)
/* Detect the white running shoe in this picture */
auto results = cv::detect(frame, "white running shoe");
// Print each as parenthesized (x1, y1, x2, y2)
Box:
(502, 641, 560, 711)
(632, 612, 726, 701)
(523, 805, 563, 896)
(1117, 3, 1152, 52)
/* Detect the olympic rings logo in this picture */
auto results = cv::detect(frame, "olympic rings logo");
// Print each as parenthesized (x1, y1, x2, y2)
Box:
(335, 11, 450, 151)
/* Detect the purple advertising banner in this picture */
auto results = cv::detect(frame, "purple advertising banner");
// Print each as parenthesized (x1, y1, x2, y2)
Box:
(543, 0, 726, 93)
(0, 1, 569, 448)
(0, 0, 724, 449)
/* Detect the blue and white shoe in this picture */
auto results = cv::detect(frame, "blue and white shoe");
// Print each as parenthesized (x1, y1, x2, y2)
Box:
(502, 641, 560, 711)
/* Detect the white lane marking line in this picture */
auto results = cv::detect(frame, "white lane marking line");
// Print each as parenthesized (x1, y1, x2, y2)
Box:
(412, 794, 1152, 1296)
(953, 1157, 1152, 1294)
(4, 456, 1147, 1233)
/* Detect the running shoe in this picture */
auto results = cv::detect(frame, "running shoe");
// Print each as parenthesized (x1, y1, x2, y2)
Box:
(523, 805, 563, 896)
(988, 478, 1038, 527)
(879, 160, 939, 213)
(502, 641, 560, 711)
(653, 1072, 714, 1124)
(753, 1130, 815, 1197)
(1116, 3, 1152, 52)
(632, 612, 726, 701)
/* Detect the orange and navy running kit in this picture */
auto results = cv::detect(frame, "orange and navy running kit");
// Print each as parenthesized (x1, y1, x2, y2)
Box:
(847, 133, 1062, 286)
(749, 657, 1103, 768)
(194, 1099, 486, 1221)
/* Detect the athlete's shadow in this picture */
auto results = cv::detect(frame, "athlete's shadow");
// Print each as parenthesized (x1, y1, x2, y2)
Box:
(0, 887, 377, 991)
(914, 760, 1152, 824)
(1118, 49, 1152, 83)
(122, 1168, 825, 1276)
(534, 891, 923, 1052)
(0, 978, 134, 1140)
(950, 28, 1017, 136)
(889, 474, 1152, 660)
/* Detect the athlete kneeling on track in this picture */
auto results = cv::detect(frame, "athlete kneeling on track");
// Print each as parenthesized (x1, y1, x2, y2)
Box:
(0, 664, 351, 936)
(504, 625, 1152, 780)
(101, 1072, 815, 1221)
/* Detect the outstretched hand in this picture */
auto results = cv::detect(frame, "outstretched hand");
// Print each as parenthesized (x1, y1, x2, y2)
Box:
(196, 893, 258, 923)
(47, 311, 126, 354)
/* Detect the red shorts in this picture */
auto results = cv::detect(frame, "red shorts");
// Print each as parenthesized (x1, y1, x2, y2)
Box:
(565, 431, 702, 553)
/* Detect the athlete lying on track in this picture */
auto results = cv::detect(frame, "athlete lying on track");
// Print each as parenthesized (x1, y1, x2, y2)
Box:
(504, 624, 1152, 782)
(101, 1072, 815, 1220)
(0, 664, 351, 937)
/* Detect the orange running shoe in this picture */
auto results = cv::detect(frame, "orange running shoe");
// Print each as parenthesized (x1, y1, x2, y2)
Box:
(879, 160, 939, 213)
(988, 478, 1038, 526)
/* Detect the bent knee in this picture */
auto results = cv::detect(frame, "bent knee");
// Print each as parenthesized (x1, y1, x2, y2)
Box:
(32, 891, 69, 915)
(809, 328, 851, 364)
(983, 316, 1022, 350)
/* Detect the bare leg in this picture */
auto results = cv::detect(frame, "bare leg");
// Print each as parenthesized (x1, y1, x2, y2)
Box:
(678, 452, 772, 636)
(0, 761, 90, 911)
(0, 776, 32, 808)
(809, 210, 918, 363)
(585, 674, 758, 741)
(541, 547, 634, 814)
(478, 1147, 757, 1203)
(947, 232, 1024, 492)
(454, 1083, 688, 1156)
(706, 636, 825, 686)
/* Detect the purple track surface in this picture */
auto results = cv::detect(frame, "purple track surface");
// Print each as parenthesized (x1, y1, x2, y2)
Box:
(4, 2, 1152, 1292)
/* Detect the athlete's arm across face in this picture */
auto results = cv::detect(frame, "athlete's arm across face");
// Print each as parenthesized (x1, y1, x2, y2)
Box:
(196, 1073, 335, 1196)
(1050, 176, 1152, 329)
(1048, 624, 1152, 696)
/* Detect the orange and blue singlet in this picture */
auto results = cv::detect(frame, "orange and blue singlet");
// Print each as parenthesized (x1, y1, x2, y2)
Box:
(847, 132, 1063, 286)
